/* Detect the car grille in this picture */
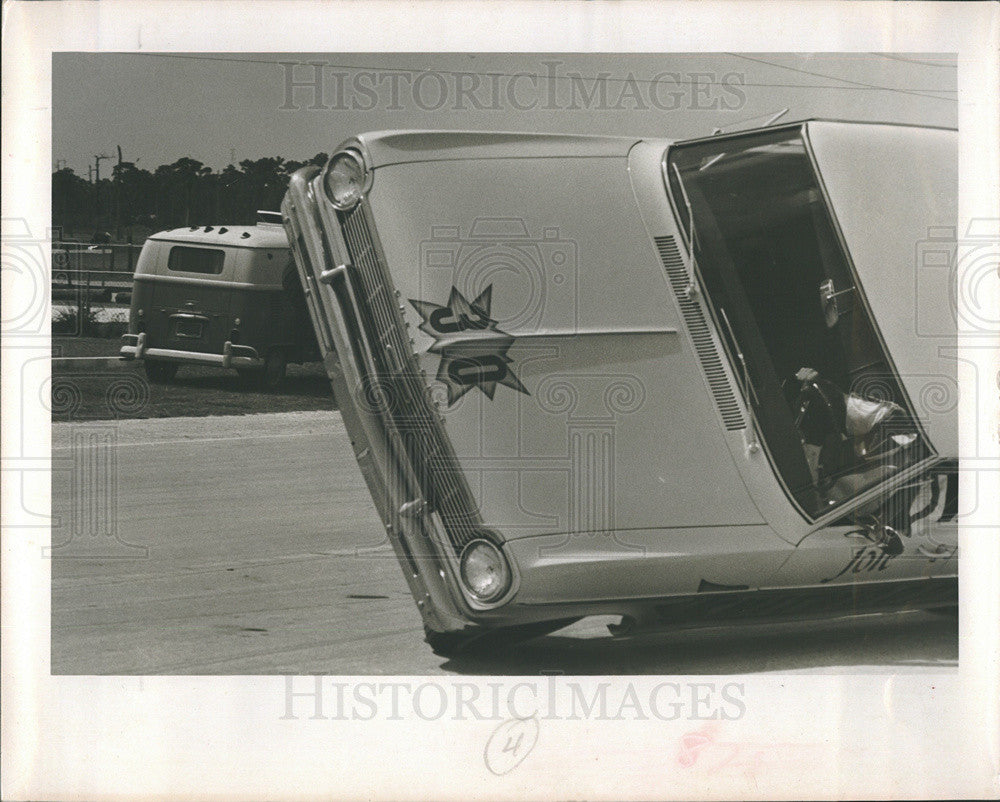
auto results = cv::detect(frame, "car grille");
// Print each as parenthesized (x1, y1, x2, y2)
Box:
(338, 203, 482, 552)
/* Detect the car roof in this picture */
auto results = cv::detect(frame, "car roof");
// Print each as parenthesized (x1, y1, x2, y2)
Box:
(672, 118, 956, 148)
(350, 120, 955, 168)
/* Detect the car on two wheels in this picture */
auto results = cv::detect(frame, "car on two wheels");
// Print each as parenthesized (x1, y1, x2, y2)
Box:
(282, 121, 958, 656)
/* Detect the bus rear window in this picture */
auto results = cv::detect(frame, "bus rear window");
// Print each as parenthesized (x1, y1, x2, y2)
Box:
(168, 246, 225, 274)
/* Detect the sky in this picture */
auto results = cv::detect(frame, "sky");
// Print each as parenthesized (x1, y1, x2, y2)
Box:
(52, 52, 957, 177)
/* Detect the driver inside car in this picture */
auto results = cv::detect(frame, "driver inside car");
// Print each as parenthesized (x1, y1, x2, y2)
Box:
(791, 367, 918, 503)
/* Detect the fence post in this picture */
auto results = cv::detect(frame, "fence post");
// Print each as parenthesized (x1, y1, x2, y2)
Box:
(83, 271, 91, 334)
(77, 272, 85, 332)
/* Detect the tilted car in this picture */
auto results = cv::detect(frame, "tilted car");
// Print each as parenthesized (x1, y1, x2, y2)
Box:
(282, 120, 957, 655)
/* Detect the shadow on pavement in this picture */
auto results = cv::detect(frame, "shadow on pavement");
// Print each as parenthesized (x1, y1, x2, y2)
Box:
(437, 612, 958, 675)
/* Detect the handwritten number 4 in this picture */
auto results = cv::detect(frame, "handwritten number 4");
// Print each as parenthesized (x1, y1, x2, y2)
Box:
(502, 733, 523, 755)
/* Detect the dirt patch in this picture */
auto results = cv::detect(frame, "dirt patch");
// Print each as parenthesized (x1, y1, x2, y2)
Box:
(51, 337, 335, 422)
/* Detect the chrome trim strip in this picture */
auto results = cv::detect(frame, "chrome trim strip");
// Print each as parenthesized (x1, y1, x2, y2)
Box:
(132, 274, 284, 292)
(422, 326, 678, 351)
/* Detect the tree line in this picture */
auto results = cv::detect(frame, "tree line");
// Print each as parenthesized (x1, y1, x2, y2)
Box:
(52, 154, 329, 242)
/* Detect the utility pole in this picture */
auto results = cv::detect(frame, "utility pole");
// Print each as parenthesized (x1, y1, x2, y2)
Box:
(115, 146, 123, 240)
(94, 153, 110, 183)
(94, 153, 110, 230)
(87, 165, 95, 229)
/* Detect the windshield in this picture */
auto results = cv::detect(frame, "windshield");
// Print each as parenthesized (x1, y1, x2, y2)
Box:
(667, 127, 930, 518)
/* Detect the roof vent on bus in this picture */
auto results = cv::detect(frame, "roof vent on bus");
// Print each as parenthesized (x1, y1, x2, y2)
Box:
(218, 227, 228, 234)
(204, 226, 213, 232)
(241, 232, 251, 239)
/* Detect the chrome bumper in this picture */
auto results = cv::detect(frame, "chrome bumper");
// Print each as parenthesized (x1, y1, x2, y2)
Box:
(120, 333, 262, 368)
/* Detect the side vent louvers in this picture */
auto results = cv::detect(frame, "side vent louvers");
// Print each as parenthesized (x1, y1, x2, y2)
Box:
(654, 235, 746, 431)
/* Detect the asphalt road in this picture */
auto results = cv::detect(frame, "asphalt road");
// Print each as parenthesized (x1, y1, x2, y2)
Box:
(51, 411, 957, 675)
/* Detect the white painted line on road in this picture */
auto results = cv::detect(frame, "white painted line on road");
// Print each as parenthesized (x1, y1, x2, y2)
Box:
(52, 356, 131, 372)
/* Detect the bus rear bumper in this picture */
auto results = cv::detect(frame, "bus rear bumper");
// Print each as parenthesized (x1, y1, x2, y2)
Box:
(120, 334, 262, 368)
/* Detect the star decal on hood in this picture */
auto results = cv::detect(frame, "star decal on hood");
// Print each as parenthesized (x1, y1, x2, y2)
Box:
(410, 285, 529, 406)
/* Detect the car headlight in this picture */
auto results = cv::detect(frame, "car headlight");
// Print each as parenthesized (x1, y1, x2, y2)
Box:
(459, 539, 511, 603)
(322, 149, 367, 210)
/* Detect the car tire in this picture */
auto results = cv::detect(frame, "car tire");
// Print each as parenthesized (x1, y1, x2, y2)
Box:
(260, 348, 288, 390)
(238, 350, 288, 391)
(423, 618, 580, 658)
(144, 361, 178, 384)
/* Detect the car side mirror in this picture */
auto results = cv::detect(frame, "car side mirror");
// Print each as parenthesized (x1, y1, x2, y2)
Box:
(819, 279, 855, 328)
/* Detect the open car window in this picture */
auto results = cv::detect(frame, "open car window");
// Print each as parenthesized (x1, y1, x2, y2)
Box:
(667, 128, 931, 518)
